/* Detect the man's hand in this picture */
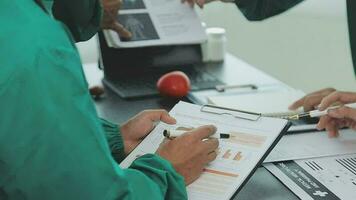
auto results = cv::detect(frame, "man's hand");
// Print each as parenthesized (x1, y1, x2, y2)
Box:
(316, 91, 356, 137)
(289, 88, 336, 111)
(101, 0, 132, 38)
(156, 125, 219, 185)
(120, 110, 176, 154)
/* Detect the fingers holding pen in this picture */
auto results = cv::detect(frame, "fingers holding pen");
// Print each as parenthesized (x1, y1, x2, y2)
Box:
(156, 125, 219, 185)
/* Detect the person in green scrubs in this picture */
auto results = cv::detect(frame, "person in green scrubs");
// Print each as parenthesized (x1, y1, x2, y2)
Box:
(0, 0, 219, 199)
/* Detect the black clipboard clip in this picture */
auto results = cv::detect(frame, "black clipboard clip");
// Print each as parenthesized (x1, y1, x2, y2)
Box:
(200, 104, 262, 121)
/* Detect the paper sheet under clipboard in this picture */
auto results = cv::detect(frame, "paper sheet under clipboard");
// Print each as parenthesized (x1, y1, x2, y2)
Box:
(207, 90, 306, 117)
(264, 154, 356, 200)
(120, 101, 290, 200)
(265, 129, 356, 163)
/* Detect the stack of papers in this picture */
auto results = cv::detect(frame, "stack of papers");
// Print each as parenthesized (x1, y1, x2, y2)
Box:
(265, 129, 356, 163)
(104, 0, 207, 48)
(207, 90, 306, 117)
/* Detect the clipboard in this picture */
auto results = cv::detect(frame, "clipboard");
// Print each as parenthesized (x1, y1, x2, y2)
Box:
(120, 101, 292, 200)
(229, 120, 291, 200)
(200, 104, 291, 199)
(188, 84, 294, 106)
(200, 104, 262, 121)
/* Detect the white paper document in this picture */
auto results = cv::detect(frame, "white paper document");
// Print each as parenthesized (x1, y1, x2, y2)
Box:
(264, 154, 356, 200)
(104, 0, 207, 48)
(120, 101, 289, 200)
(265, 129, 356, 163)
(207, 90, 305, 117)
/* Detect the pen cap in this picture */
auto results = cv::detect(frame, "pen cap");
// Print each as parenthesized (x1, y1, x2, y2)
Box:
(163, 130, 170, 137)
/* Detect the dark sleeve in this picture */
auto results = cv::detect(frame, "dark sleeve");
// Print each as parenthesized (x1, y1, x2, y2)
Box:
(235, 0, 304, 21)
(52, 0, 102, 41)
(347, 0, 356, 75)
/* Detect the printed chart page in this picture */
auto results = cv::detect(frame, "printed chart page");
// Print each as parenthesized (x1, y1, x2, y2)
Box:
(265, 129, 356, 163)
(120, 101, 289, 200)
(104, 0, 206, 48)
(264, 154, 356, 200)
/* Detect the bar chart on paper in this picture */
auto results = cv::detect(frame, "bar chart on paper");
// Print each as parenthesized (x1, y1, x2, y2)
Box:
(187, 132, 268, 200)
(221, 149, 244, 161)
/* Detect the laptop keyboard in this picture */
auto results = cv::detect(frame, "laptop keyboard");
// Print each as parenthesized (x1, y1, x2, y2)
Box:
(103, 69, 223, 98)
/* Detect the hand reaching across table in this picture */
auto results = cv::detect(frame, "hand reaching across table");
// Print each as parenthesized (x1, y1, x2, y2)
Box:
(101, 0, 132, 38)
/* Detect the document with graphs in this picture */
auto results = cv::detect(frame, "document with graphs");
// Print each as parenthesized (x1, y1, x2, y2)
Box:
(265, 129, 356, 163)
(264, 154, 356, 200)
(120, 101, 290, 200)
(104, 0, 206, 48)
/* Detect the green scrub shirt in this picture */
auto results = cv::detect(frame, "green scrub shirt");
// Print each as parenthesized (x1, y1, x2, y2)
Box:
(0, 0, 187, 199)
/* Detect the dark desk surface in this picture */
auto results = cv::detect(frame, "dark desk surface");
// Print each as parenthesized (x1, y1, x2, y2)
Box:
(85, 54, 299, 200)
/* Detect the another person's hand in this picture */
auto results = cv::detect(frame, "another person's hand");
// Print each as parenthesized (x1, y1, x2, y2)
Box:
(120, 110, 176, 154)
(182, 0, 213, 8)
(289, 88, 336, 111)
(101, 0, 132, 38)
(316, 91, 356, 137)
(156, 125, 219, 185)
(182, 0, 231, 8)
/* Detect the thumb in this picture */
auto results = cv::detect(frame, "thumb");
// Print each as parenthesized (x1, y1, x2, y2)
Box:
(328, 107, 356, 121)
(189, 125, 217, 140)
(142, 110, 177, 125)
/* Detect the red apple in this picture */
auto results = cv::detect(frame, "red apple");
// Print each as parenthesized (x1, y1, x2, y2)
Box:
(157, 71, 191, 98)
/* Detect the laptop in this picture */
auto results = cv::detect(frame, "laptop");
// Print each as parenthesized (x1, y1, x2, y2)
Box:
(98, 32, 224, 99)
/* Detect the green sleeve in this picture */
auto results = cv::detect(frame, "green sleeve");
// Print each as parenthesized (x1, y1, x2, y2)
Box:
(98, 120, 186, 198)
(100, 118, 127, 163)
(0, 42, 187, 199)
(235, 0, 303, 21)
(52, 0, 102, 41)
(129, 154, 188, 200)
